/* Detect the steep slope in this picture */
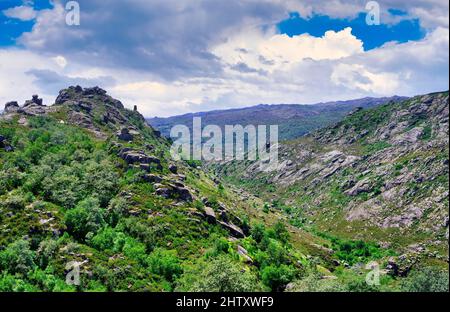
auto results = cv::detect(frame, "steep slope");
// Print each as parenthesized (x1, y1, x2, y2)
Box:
(0, 87, 447, 292)
(148, 96, 406, 141)
(0, 86, 367, 292)
(210, 92, 449, 273)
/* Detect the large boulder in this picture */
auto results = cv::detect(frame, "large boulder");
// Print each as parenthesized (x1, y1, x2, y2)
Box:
(142, 174, 163, 184)
(204, 207, 216, 224)
(24, 95, 43, 107)
(154, 183, 193, 202)
(218, 221, 245, 238)
(117, 128, 133, 141)
(4, 101, 19, 113)
(118, 148, 161, 166)
(169, 164, 178, 174)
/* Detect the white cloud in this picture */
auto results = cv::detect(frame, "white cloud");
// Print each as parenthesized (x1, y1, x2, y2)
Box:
(53, 55, 68, 68)
(3, 5, 37, 21)
(212, 27, 364, 73)
(0, 1, 448, 117)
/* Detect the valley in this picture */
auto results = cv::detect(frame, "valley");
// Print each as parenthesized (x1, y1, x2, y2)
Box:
(0, 87, 448, 292)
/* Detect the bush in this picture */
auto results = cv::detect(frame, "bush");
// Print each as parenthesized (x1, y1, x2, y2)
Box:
(260, 264, 296, 291)
(251, 222, 265, 244)
(65, 197, 106, 240)
(176, 256, 263, 292)
(147, 248, 183, 282)
(36, 239, 59, 268)
(0, 240, 36, 275)
(287, 270, 347, 292)
(402, 267, 449, 292)
(122, 237, 147, 264)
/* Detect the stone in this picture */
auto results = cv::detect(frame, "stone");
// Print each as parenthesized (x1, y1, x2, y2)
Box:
(142, 174, 163, 183)
(218, 221, 245, 238)
(237, 245, 253, 263)
(155, 183, 193, 202)
(4, 101, 19, 113)
(117, 128, 134, 141)
(119, 149, 161, 166)
(344, 178, 372, 196)
(204, 207, 216, 224)
(24, 95, 43, 107)
(169, 164, 178, 174)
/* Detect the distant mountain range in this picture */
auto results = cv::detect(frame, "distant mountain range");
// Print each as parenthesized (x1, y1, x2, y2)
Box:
(147, 96, 407, 141)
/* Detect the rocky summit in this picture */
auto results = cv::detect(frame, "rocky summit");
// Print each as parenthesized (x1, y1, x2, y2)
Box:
(0, 87, 448, 292)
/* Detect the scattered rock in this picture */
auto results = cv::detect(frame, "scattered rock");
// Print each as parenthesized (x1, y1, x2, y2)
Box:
(155, 183, 193, 202)
(237, 245, 253, 263)
(169, 164, 178, 174)
(218, 221, 245, 238)
(204, 207, 216, 224)
(142, 174, 163, 184)
(117, 128, 134, 141)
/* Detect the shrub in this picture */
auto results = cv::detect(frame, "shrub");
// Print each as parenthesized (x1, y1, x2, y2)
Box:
(251, 222, 265, 244)
(287, 270, 347, 292)
(0, 240, 36, 275)
(260, 264, 296, 291)
(402, 267, 449, 292)
(147, 248, 183, 282)
(65, 197, 106, 240)
(176, 256, 263, 292)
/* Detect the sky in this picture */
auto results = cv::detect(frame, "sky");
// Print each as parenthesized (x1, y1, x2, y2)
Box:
(0, 0, 448, 117)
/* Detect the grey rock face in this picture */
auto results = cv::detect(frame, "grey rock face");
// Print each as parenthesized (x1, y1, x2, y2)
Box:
(154, 183, 193, 202)
(4, 101, 19, 113)
(117, 128, 133, 141)
(204, 207, 216, 224)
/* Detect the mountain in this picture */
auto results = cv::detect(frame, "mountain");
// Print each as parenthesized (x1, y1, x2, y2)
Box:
(147, 96, 407, 141)
(0, 87, 447, 292)
(209, 91, 449, 277)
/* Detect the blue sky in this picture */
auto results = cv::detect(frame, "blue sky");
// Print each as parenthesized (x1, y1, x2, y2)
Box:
(277, 12, 426, 50)
(0, 0, 448, 117)
(0, 0, 52, 45)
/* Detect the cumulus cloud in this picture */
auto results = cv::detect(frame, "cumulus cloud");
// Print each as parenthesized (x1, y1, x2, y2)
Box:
(0, 0, 448, 117)
(212, 27, 364, 73)
(3, 5, 37, 21)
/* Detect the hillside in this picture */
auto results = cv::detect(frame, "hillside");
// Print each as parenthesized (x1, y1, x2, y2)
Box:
(209, 92, 449, 276)
(148, 96, 406, 141)
(0, 87, 447, 292)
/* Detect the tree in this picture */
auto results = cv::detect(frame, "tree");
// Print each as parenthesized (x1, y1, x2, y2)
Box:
(147, 248, 183, 282)
(0, 240, 36, 275)
(176, 256, 263, 292)
(260, 264, 296, 291)
(65, 197, 106, 240)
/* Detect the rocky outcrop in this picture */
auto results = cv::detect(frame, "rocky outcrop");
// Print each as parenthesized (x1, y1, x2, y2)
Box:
(55, 86, 124, 110)
(24, 95, 43, 107)
(117, 128, 134, 141)
(118, 148, 162, 171)
(4, 101, 19, 113)
(154, 183, 193, 202)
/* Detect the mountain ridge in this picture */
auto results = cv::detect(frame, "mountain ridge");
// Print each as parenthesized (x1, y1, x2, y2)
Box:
(148, 96, 408, 141)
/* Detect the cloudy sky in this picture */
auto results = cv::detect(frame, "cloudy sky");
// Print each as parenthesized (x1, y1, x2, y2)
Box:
(0, 0, 448, 117)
